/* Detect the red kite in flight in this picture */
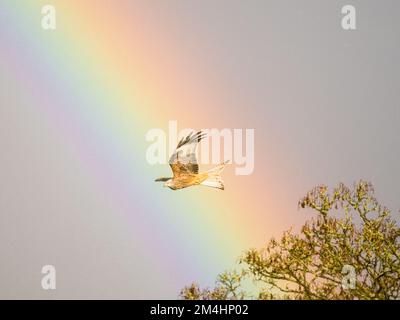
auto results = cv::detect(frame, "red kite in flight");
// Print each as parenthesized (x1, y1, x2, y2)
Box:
(155, 131, 227, 190)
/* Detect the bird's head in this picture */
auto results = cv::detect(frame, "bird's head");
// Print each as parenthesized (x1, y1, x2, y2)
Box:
(163, 179, 175, 189)
(155, 177, 175, 189)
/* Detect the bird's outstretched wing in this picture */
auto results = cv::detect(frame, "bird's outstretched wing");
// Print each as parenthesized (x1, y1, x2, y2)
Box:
(169, 131, 206, 177)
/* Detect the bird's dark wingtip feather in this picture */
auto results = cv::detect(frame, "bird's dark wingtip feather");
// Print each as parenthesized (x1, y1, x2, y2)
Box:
(177, 130, 207, 148)
(196, 131, 207, 142)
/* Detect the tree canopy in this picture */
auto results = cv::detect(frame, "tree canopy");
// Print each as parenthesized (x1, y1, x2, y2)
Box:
(180, 181, 400, 300)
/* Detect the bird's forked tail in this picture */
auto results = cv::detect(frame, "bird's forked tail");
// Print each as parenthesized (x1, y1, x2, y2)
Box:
(201, 161, 228, 190)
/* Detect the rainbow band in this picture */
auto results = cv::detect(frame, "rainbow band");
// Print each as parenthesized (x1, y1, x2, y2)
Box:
(0, 1, 290, 297)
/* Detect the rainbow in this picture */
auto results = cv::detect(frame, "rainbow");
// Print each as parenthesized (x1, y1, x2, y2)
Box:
(1, 1, 297, 297)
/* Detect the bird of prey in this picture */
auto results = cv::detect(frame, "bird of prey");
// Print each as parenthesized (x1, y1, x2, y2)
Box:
(155, 131, 227, 190)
